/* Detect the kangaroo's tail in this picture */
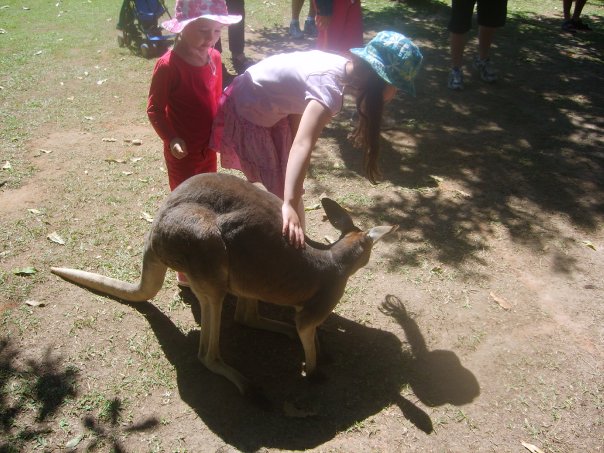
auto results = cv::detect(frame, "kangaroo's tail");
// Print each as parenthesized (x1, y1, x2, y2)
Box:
(51, 247, 167, 302)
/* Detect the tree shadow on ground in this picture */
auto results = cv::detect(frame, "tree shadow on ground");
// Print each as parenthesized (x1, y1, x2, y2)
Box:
(120, 290, 481, 451)
(0, 336, 158, 451)
(312, 5, 603, 273)
(0, 338, 74, 450)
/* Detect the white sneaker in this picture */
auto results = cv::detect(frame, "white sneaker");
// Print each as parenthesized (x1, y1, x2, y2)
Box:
(448, 67, 464, 90)
(289, 20, 304, 39)
(473, 56, 498, 83)
(304, 17, 318, 37)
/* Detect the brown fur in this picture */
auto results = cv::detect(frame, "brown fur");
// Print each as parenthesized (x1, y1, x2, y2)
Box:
(51, 173, 397, 395)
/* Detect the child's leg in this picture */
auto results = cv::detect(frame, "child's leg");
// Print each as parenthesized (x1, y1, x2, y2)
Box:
(164, 146, 217, 190)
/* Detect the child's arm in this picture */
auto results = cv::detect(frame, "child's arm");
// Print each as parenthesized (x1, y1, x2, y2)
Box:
(282, 99, 333, 248)
(147, 60, 186, 158)
(212, 49, 223, 101)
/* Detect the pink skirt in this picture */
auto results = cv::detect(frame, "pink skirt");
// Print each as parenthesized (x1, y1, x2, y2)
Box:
(210, 77, 293, 199)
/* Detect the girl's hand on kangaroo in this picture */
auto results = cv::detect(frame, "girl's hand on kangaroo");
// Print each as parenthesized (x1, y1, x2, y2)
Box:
(170, 138, 188, 159)
(282, 203, 305, 249)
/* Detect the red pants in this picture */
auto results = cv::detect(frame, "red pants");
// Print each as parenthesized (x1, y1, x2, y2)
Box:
(316, 0, 364, 56)
(163, 145, 217, 191)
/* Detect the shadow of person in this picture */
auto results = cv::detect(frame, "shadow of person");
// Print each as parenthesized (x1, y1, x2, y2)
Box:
(380, 295, 480, 407)
(124, 291, 434, 450)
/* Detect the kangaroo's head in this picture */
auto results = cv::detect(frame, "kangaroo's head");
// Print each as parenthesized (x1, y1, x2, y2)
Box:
(321, 198, 399, 274)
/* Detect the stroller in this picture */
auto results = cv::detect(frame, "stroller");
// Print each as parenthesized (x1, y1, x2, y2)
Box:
(117, 0, 175, 58)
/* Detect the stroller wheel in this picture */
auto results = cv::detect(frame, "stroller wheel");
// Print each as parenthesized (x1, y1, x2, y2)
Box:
(117, 35, 125, 48)
(140, 43, 151, 58)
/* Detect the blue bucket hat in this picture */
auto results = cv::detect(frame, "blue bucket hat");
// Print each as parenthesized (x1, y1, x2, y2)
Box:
(350, 31, 423, 96)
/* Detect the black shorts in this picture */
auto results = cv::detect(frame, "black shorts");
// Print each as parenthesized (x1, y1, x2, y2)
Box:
(448, 0, 508, 34)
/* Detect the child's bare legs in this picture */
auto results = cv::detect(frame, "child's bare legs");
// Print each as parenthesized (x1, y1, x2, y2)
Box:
(563, 0, 587, 20)
(289, 0, 316, 38)
(474, 26, 498, 83)
(447, 31, 465, 90)
(562, 0, 591, 32)
(450, 31, 466, 69)
(477, 25, 496, 60)
(290, 0, 305, 38)
(448, 26, 497, 88)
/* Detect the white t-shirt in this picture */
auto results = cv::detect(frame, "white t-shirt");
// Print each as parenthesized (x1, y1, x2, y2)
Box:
(234, 50, 349, 128)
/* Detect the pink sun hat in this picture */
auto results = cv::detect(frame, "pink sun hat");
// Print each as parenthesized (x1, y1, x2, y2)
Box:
(162, 0, 242, 34)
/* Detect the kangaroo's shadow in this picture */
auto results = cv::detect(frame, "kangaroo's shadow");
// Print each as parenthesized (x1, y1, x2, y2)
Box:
(126, 291, 434, 451)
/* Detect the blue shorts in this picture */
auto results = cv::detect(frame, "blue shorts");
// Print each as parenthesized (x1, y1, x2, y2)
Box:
(448, 0, 508, 34)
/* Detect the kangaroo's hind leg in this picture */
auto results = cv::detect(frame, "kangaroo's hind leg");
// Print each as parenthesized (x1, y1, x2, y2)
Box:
(190, 282, 252, 395)
(234, 298, 297, 339)
(183, 235, 253, 395)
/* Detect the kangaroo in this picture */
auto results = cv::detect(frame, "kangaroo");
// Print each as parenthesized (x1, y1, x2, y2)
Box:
(52, 173, 397, 396)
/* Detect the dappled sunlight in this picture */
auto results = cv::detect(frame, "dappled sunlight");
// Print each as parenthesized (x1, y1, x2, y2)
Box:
(312, 3, 602, 278)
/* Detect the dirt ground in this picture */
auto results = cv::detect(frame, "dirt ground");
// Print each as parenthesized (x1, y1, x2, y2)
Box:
(1, 4, 603, 453)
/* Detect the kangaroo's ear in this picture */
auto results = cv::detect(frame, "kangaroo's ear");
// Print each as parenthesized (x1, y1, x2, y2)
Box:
(367, 225, 399, 244)
(321, 198, 356, 233)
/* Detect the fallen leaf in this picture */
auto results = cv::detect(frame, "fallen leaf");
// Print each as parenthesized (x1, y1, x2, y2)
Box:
(490, 291, 512, 310)
(582, 240, 596, 251)
(430, 266, 444, 274)
(304, 203, 321, 211)
(47, 231, 66, 245)
(38, 148, 52, 154)
(522, 441, 545, 453)
(65, 435, 83, 449)
(141, 212, 153, 223)
(13, 267, 37, 276)
(24, 300, 45, 307)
